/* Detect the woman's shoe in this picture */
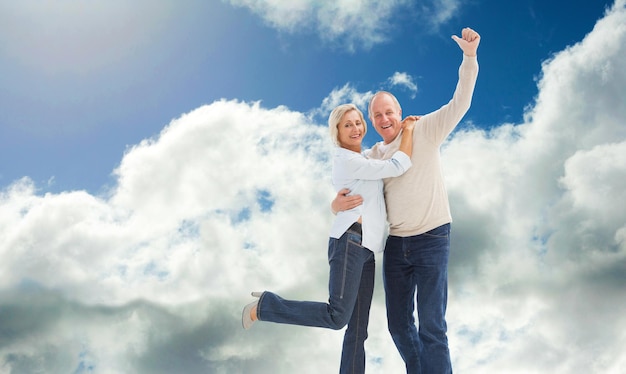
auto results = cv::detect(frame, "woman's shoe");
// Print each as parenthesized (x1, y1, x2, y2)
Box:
(251, 291, 263, 298)
(242, 300, 258, 330)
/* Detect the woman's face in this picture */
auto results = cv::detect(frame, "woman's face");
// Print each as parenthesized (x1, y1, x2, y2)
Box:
(337, 109, 364, 152)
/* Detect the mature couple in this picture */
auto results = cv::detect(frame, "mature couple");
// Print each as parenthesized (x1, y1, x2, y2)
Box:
(242, 28, 480, 373)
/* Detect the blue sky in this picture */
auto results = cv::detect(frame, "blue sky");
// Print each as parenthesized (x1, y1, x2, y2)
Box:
(1, 1, 625, 373)
(0, 0, 614, 194)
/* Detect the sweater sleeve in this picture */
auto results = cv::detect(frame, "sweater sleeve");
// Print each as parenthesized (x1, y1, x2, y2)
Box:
(418, 55, 479, 145)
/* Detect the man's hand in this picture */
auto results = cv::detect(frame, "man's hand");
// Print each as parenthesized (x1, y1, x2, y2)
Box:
(331, 188, 363, 214)
(451, 27, 480, 57)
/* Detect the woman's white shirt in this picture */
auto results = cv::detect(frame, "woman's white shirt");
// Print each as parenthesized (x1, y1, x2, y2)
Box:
(330, 147, 412, 253)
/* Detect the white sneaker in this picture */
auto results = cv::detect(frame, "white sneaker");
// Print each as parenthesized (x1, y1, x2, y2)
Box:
(242, 300, 258, 330)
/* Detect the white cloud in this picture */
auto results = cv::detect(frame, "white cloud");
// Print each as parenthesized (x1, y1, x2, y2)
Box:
(314, 83, 373, 121)
(224, 0, 461, 50)
(1, 1, 626, 373)
(388, 72, 418, 97)
(559, 142, 626, 224)
(1, 99, 335, 305)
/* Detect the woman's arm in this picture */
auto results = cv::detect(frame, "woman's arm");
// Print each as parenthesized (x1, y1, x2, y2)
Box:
(398, 116, 418, 157)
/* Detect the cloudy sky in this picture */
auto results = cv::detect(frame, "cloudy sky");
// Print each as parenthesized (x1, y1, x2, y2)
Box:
(1, 0, 625, 373)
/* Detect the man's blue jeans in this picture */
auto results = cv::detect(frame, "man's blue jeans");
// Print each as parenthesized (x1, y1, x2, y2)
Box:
(257, 223, 375, 374)
(383, 223, 452, 374)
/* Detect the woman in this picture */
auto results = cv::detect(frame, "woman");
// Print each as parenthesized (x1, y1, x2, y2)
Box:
(242, 103, 417, 373)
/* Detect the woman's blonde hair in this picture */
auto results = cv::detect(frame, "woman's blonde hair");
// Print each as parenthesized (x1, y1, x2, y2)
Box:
(328, 104, 367, 146)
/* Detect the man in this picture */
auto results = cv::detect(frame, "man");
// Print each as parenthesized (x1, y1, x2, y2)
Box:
(332, 27, 480, 373)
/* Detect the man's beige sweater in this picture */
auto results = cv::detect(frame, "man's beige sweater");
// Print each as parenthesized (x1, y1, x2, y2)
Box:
(367, 55, 479, 237)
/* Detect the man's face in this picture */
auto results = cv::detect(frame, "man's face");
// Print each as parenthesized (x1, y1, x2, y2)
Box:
(370, 94, 402, 144)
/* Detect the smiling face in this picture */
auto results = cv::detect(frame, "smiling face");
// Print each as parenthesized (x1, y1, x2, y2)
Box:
(337, 109, 365, 152)
(369, 92, 403, 144)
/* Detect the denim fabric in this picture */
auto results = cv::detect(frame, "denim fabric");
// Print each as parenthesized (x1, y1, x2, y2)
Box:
(257, 223, 375, 374)
(383, 223, 452, 374)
